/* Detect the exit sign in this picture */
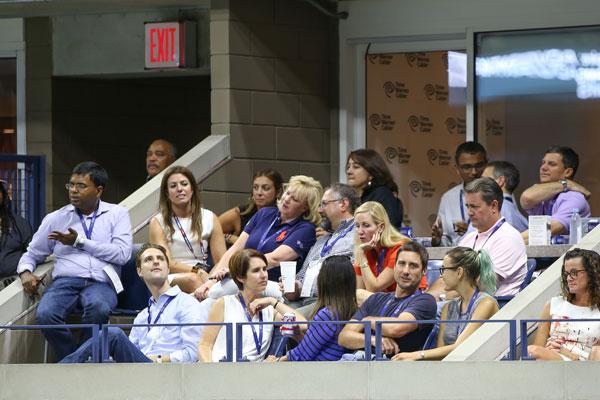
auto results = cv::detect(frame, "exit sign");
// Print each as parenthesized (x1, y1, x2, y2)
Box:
(144, 21, 197, 69)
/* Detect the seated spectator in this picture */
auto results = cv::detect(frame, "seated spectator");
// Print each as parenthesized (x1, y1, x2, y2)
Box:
(354, 201, 412, 296)
(520, 146, 591, 243)
(149, 165, 226, 293)
(268, 255, 357, 362)
(346, 149, 403, 229)
(481, 161, 528, 232)
(429, 177, 527, 299)
(0, 179, 33, 282)
(528, 248, 600, 361)
(146, 139, 176, 180)
(393, 247, 498, 361)
(284, 183, 358, 316)
(198, 249, 306, 362)
(431, 142, 487, 247)
(195, 175, 321, 299)
(219, 169, 283, 247)
(61, 243, 204, 363)
(17, 161, 132, 361)
(338, 242, 437, 357)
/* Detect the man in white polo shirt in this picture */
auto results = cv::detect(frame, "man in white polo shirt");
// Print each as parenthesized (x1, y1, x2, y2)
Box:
(459, 177, 527, 296)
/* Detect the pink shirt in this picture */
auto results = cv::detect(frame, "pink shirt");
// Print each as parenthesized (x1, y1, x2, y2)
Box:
(459, 218, 527, 296)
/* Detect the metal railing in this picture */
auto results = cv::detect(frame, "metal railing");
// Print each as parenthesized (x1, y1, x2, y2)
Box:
(4, 317, 597, 363)
(0, 154, 46, 229)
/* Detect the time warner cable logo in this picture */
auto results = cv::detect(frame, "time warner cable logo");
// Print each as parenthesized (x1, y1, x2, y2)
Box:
(427, 149, 438, 165)
(409, 181, 422, 198)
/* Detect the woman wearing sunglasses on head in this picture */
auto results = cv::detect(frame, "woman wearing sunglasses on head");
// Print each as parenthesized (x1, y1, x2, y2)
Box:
(393, 246, 498, 361)
(528, 248, 600, 361)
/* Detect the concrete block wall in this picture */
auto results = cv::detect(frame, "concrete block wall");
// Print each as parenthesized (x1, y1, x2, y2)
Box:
(204, 0, 337, 213)
(25, 17, 53, 212)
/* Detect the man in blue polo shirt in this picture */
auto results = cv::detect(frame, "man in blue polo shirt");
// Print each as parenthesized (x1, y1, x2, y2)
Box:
(338, 242, 437, 358)
(61, 243, 204, 363)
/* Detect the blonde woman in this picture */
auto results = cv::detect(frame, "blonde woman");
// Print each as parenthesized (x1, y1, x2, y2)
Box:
(354, 201, 415, 294)
(195, 175, 322, 300)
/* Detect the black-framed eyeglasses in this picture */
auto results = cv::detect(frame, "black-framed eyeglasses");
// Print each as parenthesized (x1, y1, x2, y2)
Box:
(319, 198, 343, 207)
(458, 162, 486, 172)
(563, 269, 587, 279)
(439, 266, 459, 275)
(65, 183, 89, 192)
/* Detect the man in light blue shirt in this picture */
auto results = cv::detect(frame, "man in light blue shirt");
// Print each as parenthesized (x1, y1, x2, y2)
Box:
(482, 161, 528, 233)
(61, 243, 205, 363)
(17, 161, 132, 361)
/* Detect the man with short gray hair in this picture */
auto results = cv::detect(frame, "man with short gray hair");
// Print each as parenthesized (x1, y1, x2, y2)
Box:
(482, 161, 528, 232)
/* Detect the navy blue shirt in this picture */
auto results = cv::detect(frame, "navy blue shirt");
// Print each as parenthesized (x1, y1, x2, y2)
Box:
(244, 207, 316, 281)
(353, 291, 437, 352)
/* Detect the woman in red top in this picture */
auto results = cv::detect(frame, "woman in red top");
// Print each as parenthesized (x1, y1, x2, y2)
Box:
(354, 201, 412, 293)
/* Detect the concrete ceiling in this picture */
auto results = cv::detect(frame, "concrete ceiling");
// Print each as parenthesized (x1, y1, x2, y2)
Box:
(0, 0, 210, 18)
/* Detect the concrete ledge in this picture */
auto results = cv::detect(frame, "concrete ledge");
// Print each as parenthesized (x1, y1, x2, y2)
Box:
(0, 361, 596, 400)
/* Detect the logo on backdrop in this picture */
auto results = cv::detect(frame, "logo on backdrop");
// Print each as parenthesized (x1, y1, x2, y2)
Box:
(409, 180, 436, 198)
(384, 147, 411, 164)
(445, 117, 466, 134)
(383, 81, 409, 98)
(423, 83, 448, 101)
(427, 149, 451, 166)
(368, 54, 393, 65)
(486, 118, 505, 136)
(407, 115, 433, 133)
(406, 53, 431, 68)
(369, 113, 396, 131)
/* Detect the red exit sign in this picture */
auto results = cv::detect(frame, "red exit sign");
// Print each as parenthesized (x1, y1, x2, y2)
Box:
(144, 21, 196, 69)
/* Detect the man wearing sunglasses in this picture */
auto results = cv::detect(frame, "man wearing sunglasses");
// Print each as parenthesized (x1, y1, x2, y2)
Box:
(17, 161, 132, 361)
(431, 142, 487, 247)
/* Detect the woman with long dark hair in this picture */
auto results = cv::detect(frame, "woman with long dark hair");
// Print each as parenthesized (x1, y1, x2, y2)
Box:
(0, 179, 33, 282)
(346, 149, 403, 228)
(269, 255, 357, 361)
(528, 248, 600, 361)
(149, 166, 226, 292)
(219, 169, 283, 247)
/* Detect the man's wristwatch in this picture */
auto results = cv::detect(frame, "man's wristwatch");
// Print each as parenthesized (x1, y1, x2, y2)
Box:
(419, 351, 425, 360)
(156, 354, 163, 364)
(560, 179, 568, 192)
(72, 235, 85, 249)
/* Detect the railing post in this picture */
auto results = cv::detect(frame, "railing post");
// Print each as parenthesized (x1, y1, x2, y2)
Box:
(91, 324, 100, 363)
(235, 322, 244, 362)
(374, 321, 383, 360)
(101, 324, 110, 362)
(508, 320, 517, 360)
(225, 323, 233, 362)
(520, 320, 530, 360)
(364, 321, 372, 361)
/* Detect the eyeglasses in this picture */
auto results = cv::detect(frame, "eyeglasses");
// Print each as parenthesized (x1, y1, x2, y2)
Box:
(563, 269, 587, 279)
(319, 198, 342, 207)
(439, 266, 459, 275)
(458, 162, 486, 172)
(65, 183, 89, 192)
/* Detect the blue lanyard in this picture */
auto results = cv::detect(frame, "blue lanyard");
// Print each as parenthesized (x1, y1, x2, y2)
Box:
(320, 219, 354, 257)
(503, 195, 513, 204)
(472, 218, 505, 249)
(379, 290, 421, 317)
(237, 293, 263, 355)
(257, 215, 283, 252)
(173, 216, 206, 261)
(147, 295, 176, 331)
(375, 248, 388, 275)
(459, 189, 469, 224)
(76, 206, 99, 240)
(455, 289, 480, 337)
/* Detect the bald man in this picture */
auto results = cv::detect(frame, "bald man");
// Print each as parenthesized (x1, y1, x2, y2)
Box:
(146, 139, 176, 180)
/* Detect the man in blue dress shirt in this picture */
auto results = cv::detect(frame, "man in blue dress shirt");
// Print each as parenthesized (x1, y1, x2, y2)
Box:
(17, 161, 133, 361)
(61, 243, 204, 363)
